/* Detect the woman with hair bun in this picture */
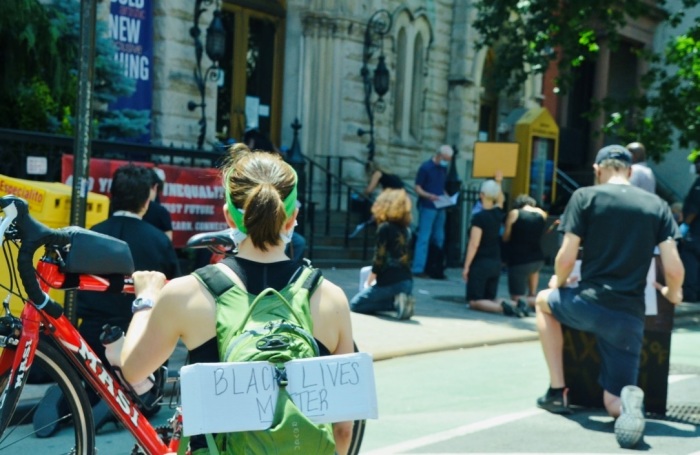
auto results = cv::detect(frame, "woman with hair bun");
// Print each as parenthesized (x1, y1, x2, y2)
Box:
(119, 144, 355, 454)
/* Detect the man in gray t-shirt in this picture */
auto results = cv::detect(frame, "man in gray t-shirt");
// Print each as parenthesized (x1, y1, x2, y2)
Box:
(626, 142, 655, 193)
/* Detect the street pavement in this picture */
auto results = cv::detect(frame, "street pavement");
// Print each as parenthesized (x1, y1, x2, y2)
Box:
(163, 264, 700, 368)
(12, 265, 699, 453)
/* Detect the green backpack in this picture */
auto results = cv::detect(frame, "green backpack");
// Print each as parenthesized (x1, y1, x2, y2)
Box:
(188, 263, 336, 455)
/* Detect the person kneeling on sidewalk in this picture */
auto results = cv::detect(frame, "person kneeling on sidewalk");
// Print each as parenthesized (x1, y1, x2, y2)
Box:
(350, 189, 415, 320)
(534, 145, 684, 449)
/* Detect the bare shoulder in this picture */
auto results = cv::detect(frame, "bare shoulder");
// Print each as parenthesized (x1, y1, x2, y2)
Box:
(157, 274, 215, 315)
(160, 274, 200, 301)
(313, 279, 350, 311)
(155, 274, 217, 347)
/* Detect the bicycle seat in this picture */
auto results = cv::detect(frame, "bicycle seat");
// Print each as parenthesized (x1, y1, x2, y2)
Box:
(186, 228, 235, 250)
(61, 229, 135, 276)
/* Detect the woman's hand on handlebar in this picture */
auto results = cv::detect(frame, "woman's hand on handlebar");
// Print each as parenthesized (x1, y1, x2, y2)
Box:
(132, 271, 167, 299)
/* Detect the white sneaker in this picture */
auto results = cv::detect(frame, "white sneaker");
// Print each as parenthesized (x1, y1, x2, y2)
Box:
(405, 295, 416, 319)
(394, 293, 409, 320)
(614, 385, 645, 448)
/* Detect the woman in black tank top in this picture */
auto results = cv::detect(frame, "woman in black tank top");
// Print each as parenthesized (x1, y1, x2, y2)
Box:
(119, 146, 356, 454)
(502, 194, 548, 310)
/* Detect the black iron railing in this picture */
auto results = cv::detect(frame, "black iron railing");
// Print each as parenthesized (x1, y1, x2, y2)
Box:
(0, 128, 224, 183)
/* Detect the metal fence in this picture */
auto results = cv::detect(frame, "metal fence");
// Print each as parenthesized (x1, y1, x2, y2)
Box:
(0, 128, 224, 182)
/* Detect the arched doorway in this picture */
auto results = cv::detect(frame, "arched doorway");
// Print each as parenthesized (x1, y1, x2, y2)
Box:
(217, 1, 286, 146)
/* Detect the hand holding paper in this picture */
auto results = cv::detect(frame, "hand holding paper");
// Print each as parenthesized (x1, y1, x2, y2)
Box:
(433, 193, 458, 209)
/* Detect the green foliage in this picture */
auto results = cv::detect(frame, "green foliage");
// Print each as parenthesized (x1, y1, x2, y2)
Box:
(16, 78, 58, 131)
(474, 0, 700, 161)
(98, 109, 151, 140)
(0, 0, 147, 139)
(473, 0, 654, 94)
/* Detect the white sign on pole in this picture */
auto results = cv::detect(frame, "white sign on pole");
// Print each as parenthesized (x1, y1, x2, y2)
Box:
(180, 352, 378, 436)
(26, 156, 48, 175)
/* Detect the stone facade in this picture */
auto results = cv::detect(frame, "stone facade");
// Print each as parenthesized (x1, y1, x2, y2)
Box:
(130, 1, 533, 186)
(280, 0, 512, 186)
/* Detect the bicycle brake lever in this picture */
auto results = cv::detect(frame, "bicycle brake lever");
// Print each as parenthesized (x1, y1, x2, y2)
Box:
(2, 294, 10, 316)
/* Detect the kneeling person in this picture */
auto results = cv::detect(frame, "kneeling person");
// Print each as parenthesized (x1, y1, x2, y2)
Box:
(534, 145, 683, 449)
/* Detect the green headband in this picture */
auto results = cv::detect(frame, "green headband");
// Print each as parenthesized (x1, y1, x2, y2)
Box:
(224, 168, 298, 234)
(688, 149, 700, 163)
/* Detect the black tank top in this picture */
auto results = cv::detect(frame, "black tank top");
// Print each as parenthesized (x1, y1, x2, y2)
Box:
(507, 209, 546, 266)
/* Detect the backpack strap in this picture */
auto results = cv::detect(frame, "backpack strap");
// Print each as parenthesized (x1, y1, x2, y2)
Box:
(301, 267, 323, 293)
(192, 264, 236, 298)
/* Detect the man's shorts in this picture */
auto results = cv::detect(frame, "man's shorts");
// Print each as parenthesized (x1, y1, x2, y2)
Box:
(466, 258, 501, 301)
(547, 287, 644, 397)
(507, 260, 544, 296)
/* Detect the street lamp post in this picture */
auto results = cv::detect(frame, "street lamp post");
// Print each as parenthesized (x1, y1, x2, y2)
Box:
(188, 0, 226, 150)
(357, 9, 393, 163)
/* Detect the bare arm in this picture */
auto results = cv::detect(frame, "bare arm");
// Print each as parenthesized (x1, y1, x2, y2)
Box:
(502, 209, 518, 242)
(685, 212, 697, 226)
(657, 238, 684, 304)
(311, 280, 354, 455)
(415, 183, 439, 202)
(553, 232, 580, 288)
(462, 226, 482, 281)
(121, 273, 215, 384)
(364, 171, 382, 196)
(494, 170, 505, 208)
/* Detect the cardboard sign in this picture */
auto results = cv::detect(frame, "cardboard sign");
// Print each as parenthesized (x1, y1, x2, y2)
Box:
(180, 352, 378, 436)
(472, 142, 519, 178)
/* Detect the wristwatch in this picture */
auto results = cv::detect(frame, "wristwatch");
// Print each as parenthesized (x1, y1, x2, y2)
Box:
(131, 297, 155, 314)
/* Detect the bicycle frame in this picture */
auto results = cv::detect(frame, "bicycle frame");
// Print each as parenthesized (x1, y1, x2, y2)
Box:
(0, 195, 366, 454)
(0, 222, 176, 453)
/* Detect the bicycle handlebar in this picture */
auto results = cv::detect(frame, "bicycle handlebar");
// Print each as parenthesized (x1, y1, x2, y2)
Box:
(0, 195, 89, 319)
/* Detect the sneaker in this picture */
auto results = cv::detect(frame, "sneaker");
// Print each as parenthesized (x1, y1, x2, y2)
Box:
(404, 295, 416, 319)
(536, 387, 572, 414)
(501, 301, 524, 318)
(33, 384, 64, 438)
(394, 293, 411, 320)
(517, 298, 531, 317)
(614, 385, 645, 448)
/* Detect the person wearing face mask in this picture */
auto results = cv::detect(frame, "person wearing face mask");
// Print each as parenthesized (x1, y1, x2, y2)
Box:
(411, 144, 454, 277)
(119, 144, 356, 454)
(680, 152, 700, 301)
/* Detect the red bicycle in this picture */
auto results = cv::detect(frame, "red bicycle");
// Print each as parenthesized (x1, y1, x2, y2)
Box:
(0, 194, 365, 454)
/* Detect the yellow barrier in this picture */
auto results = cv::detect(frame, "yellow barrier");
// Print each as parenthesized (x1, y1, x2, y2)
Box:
(0, 175, 110, 315)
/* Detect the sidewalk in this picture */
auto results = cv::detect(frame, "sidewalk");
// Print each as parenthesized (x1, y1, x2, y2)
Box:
(166, 265, 700, 366)
(323, 267, 540, 361)
(322, 266, 700, 361)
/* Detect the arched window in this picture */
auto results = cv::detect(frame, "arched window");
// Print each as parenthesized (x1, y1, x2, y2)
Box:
(391, 11, 431, 142)
(394, 29, 407, 135)
(410, 33, 425, 139)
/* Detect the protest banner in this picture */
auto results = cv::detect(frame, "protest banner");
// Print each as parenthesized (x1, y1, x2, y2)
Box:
(61, 155, 223, 247)
(180, 352, 378, 436)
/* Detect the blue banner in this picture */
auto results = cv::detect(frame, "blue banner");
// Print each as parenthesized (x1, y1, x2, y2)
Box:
(108, 0, 152, 143)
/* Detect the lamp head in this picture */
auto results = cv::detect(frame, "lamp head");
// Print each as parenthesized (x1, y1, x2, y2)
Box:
(373, 55, 390, 98)
(205, 11, 226, 63)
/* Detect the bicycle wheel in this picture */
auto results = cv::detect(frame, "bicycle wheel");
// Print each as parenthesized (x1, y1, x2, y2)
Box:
(347, 342, 366, 455)
(347, 418, 366, 455)
(0, 342, 95, 454)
